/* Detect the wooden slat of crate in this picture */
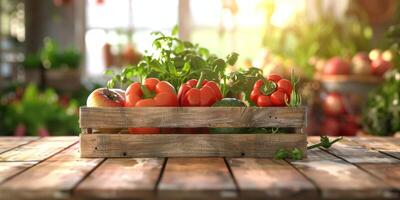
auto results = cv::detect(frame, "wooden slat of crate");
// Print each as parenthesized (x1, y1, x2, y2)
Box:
(227, 158, 318, 199)
(0, 144, 104, 200)
(80, 133, 307, 158)
(158, 158, 237, 199)
(75, 158, 164, 199)
(79, 106, 306, 128)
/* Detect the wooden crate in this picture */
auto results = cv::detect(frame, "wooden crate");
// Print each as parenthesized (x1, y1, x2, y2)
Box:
(79, 107, 307, 158)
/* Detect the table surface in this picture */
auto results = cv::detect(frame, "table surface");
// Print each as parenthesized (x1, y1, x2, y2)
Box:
(0, 136, 399, 200)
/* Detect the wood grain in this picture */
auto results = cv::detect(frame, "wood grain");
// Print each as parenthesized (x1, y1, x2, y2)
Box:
(79, 106, 306, 128)
(75, 158, 164, 199)
(158, 158, 237, 199)
(308, 137, 400, 164)
(0, 137, 38, 154)
(289, 148, 393, 199)
(0, 162, 37, 183)
(349, 137, 400, 159)
(0, 144, 104, 200)
(314, 137, 400, 192)
(80, 133, 307, 158)
(227, 158, 317, 199)
(0, 137, 78, 161)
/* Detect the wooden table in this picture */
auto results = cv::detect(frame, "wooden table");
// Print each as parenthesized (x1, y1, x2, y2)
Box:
(0, 136, 399, 200)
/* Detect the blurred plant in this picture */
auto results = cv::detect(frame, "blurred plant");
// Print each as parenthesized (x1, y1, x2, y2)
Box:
(1, 84, 79, 136)
(261, 1, 372, 78)
(23, 38, 81, 70)
(362, 14, 400, 136)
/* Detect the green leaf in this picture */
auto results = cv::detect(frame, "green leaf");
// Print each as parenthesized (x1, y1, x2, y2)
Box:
(290, 148, 303, 160)
(153, 40, 161, 49)
(226, 52, 239, 65)
(199, 47, 209, 57)
(212, 59, 226, 74)
(107, 79, 115, 89)
(182, 62, 191, 73)
(190, 56, 207, 70)
(172, 25, 179, 36)
(104, 69, 114, 76)
(167, 62, 177, 75)
(274, 148, 289, 160)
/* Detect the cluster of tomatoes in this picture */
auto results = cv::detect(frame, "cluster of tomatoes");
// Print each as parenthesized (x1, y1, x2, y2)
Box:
(250, 74, 293, 107)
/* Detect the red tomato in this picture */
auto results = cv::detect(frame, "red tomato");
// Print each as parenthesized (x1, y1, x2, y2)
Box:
(253, 80, 264, 89)
(277, 79, 292, 96)
(270, 89, 287, 106)
(250, 89, 261, 105)
(267, 74, 282, 83)
(257, 95, 273, 107)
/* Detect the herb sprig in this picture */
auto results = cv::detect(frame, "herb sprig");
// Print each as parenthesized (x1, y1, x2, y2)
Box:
(274, 136, 343, 160)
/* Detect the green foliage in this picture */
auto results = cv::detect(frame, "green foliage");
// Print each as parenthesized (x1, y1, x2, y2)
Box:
(307, 136, 343, 150)
(274, 136, 342, 160)
(274, 147, 303, 160)
(362, 20, 400, 136)
(1, 84, 79, 136)
(23, 38, 82, 70)
(106, 28, 238, 90)
(362, 69, 400, 135)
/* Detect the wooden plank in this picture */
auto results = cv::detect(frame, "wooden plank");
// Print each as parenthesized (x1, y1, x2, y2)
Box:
(158, 158, 237, 199)
(0, 162, 37, 183)
(313, 137, 400, 192)
(349, 137, 400, 159)
(80, 133, 307, 158)
(0, 144, 104, 200)
(289, 148, 394, 199)
(360, 163, 400, 190)
(0, 137, 38, 154)
(308, 137, 400, 164)
(75, 158, 164, 199)
(79, 106, 306, 128)
(227, 158, 318, 199)
(0, 137, 78, 161)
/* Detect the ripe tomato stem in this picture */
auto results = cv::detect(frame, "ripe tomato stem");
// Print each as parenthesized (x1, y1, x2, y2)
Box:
(196, 72, 205, 89)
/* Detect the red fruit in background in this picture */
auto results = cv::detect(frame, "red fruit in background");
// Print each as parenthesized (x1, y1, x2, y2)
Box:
(323, 57, 351, 75)
(371, 58, 392, 77)
(322, 117, 341, 136)
(351, 52, 371, 75)
(323, 93, 346, 116)
(341, 123, 359, 136)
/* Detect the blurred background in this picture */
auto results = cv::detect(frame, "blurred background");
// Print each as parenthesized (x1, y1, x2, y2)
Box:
(0, 0, 399, 137)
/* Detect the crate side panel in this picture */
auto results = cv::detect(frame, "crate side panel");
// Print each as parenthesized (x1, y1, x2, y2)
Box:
(80, 134, 307, 158)
(79, 107, 306, 128)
